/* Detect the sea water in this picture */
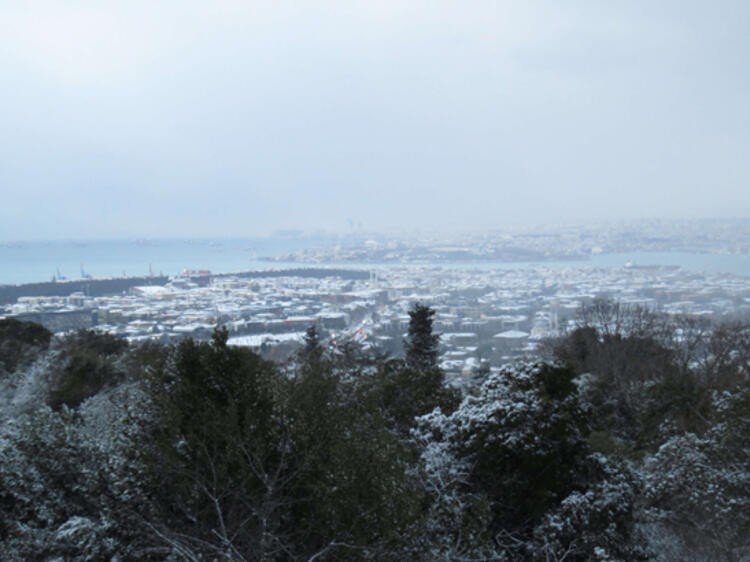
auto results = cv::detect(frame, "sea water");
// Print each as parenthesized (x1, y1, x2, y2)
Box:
(0, 238, 329, 285)
(1, 239, 749, 285)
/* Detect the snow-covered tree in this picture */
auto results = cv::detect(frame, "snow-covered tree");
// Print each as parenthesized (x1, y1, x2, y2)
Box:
(642, 386, 750, 561)
(0, 385, 157, 560)
(404, 302, 440, 372)
(414, 362, 644, 560)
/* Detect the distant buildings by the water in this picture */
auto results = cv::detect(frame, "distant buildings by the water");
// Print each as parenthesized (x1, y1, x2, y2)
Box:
(266, 218, 750, 270)
(3, 261, 750, 387)
(3, 220, 750, 386)
(3, 219, 750, 285)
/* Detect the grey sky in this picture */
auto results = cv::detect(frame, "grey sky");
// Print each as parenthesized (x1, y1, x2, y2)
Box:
(1, 0, 748, 240)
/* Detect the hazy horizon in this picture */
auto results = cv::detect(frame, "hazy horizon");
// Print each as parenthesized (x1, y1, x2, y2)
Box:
(2, 1, 749, 241)
(0, 216, 747, 245)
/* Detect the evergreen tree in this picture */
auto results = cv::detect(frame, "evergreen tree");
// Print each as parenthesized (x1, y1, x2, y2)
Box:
(0, 317, 52, 374)
(299, 324, 324, 369)
(404, 302, 440, 372)
(143, 329, 288, 559)
(413, 362, 645, 560)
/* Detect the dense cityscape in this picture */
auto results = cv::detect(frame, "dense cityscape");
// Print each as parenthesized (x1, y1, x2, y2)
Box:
(4, 222, 750, 387)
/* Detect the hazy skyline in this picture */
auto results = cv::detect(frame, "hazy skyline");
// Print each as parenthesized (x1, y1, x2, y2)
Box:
(1, 1, 749, 241)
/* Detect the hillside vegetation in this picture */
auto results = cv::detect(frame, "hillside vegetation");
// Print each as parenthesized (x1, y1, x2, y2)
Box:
(1, 301, 749, 561)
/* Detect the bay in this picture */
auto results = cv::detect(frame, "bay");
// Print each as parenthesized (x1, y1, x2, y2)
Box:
(0, 238, 330, 285)
(1, 239, 749, 286)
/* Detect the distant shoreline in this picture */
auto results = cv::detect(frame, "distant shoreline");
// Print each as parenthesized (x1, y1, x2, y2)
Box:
(0, 268, 371, 305)
(0, 276, 171, 305)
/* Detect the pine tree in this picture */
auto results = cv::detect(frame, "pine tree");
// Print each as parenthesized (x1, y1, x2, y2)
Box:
(299, 324, 323, 368)
(404, 302, 440, 372)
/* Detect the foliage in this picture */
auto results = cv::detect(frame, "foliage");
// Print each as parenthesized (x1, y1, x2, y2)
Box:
(414, 362, 643, 560)
(367, 358, 460, 437)
(404, 302, 441, 372)
(642, 385, 750, 561)
(549, 300, 750, 454)
(0, 317, 51, 374)
(143, 328, 287, 559)
(47, 330, 129, 410)
(2, 311, 750, 560)
(0, 387, 156, 560)
(529, 454, 646, 561)
(143, 327, 424, 560)
(286, 368, 423, 559)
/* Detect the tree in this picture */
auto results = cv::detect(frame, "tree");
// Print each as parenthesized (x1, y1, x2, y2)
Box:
(413, 362, 645, 560)
(549, 302, 681, 449)
(368, 358, 459, 438)
(46, 330, 129, 411)
(284, 356, 423, 559)
(404, 302, 440, 372)
(0, 384, 158, 560)
(143, 328, 425, 560)
(363, 304, 459, 438)
(143, 328, 289, 560)
(298, 324, 324, 371)
(0, 318, 51, 375)
(642, 384, 750, 561)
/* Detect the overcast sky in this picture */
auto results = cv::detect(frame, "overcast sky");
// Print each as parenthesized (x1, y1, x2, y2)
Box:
(1, 0, 748, 240)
